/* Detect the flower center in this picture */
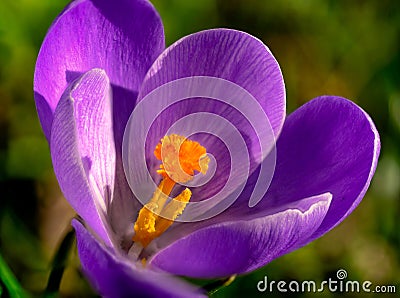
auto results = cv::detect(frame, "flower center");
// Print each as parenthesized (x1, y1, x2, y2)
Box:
(132, 134, 210, 248)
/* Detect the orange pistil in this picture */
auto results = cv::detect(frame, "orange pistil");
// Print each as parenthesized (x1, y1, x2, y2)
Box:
(132, 134, 210, 248)
(154, 134, 210, 183)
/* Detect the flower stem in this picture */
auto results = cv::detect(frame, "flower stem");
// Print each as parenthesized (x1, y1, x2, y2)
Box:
(44, 227, 76, 297)
(203, 275, 236, 296)
(0, 252, 28, 298)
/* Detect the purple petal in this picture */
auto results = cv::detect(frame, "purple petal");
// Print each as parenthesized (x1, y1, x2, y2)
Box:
(51, 69, 115, 246)
(139, 29, 285, 137)
(264, 96, 380, 240)
(147, 96, 379, 277)
(72, 219, 206, 298)
(217, 96, 379, 228)
(123, 29, 284, 209)
(149, 193, 331, 278)
(34, 0, 165, 140)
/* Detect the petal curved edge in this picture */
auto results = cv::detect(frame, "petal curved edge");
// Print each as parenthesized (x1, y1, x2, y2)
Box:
(149, 193, 331, 278)
(265, 96, 380, 241)
(72, 219, 206, 298)
(50, 69, 115, 246)
(138, 29, 285, 140)
(131, 29, 285, 202)
(34, 0, 165, 139)
(139, 29, 285, 138)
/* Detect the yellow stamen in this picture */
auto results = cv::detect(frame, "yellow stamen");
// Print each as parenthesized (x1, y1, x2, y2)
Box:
(132, 134, 210, 248)
(154, 188, 192, 237)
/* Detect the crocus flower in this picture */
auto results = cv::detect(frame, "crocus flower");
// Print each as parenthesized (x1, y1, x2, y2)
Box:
(34, 0, 380, 297)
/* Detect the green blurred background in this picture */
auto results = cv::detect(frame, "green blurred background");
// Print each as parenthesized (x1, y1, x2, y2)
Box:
(0, 0, 399, 297)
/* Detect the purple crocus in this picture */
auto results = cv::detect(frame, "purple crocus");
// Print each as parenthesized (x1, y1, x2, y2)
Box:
(34, 0, 380, 297)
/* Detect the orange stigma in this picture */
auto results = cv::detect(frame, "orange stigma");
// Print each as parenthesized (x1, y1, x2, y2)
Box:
(132, 134, 210, 248)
